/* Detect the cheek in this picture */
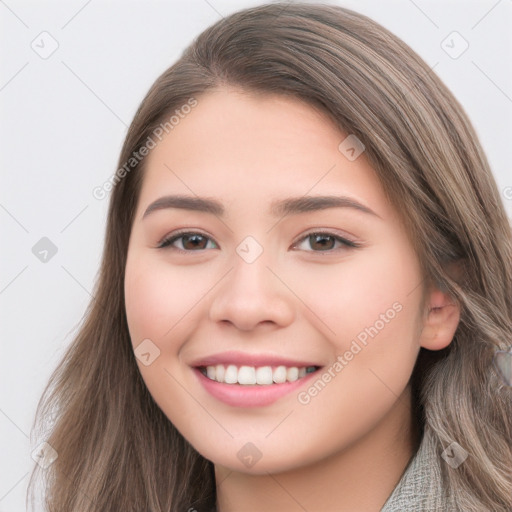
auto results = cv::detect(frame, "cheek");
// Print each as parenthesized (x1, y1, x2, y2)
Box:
(124, 252, 221, 352)
(124, 254, 195, 345)
(287, 241, 422, 348)
(324, 242, 423, 393)
(124, 254, 206, 420)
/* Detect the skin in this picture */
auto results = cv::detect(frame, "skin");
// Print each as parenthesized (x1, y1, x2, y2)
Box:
(124, 87, 460, 511)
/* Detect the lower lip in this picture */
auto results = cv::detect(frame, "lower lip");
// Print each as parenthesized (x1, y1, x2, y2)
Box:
(193, 368, 321, 407)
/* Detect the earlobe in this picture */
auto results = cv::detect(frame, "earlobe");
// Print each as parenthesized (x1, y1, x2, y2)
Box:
(419, 288, 461, 351)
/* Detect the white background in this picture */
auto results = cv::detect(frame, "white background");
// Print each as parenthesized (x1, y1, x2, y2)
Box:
(1, 0, 511, 510)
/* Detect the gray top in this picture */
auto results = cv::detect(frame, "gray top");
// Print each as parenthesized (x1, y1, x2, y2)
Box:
(380, 435, 457, 511)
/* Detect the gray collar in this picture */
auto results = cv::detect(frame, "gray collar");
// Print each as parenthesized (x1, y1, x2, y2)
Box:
(380, 435, 456, 511)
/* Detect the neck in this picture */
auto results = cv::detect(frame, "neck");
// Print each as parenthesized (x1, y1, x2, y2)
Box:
(214, 385, 420, 512)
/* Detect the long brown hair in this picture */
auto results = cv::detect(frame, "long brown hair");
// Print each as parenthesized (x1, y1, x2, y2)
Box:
(28, 3, 512, 511)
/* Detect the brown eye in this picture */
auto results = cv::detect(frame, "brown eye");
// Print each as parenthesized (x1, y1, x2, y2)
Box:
(308, 234, 336, 251)
(158, 232, 218, 251)
(293, 232, 359, 252)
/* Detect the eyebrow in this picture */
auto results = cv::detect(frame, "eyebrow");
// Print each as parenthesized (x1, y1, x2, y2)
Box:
(142, 194, 381, 220)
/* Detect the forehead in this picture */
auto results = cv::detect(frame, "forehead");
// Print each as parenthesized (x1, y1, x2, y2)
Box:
(137, 87, 392, 220)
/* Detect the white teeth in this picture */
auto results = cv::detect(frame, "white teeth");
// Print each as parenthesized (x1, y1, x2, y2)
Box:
(256, 366, 273, 385)
(238, 366, 256, 385)
(202, 364, 317, 385)
(272, 365, 287, 384)
(287, 367, 299, 382)
(224, 365, 238, 384)
(215, 364, 225, 382)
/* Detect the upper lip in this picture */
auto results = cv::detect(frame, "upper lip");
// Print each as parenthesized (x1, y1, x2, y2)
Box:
(189, 350, 322, 368)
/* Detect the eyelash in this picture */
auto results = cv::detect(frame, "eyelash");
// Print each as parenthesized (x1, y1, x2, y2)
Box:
(157, 229, 361, 253)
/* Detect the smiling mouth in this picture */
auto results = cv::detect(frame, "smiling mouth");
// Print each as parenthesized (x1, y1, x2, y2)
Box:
(197, 364, 321, 385)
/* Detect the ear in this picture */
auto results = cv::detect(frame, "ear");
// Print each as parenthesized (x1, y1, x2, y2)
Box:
(419, 287, 461, 351)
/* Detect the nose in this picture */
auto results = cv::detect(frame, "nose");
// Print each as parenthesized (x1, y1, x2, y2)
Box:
(208, 251, 295, 332)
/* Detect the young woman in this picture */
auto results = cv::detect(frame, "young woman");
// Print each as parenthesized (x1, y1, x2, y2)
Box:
(28, 3, 512, 511)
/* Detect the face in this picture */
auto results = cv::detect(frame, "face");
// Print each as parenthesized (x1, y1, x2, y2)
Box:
(124, 87, 427, 474)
